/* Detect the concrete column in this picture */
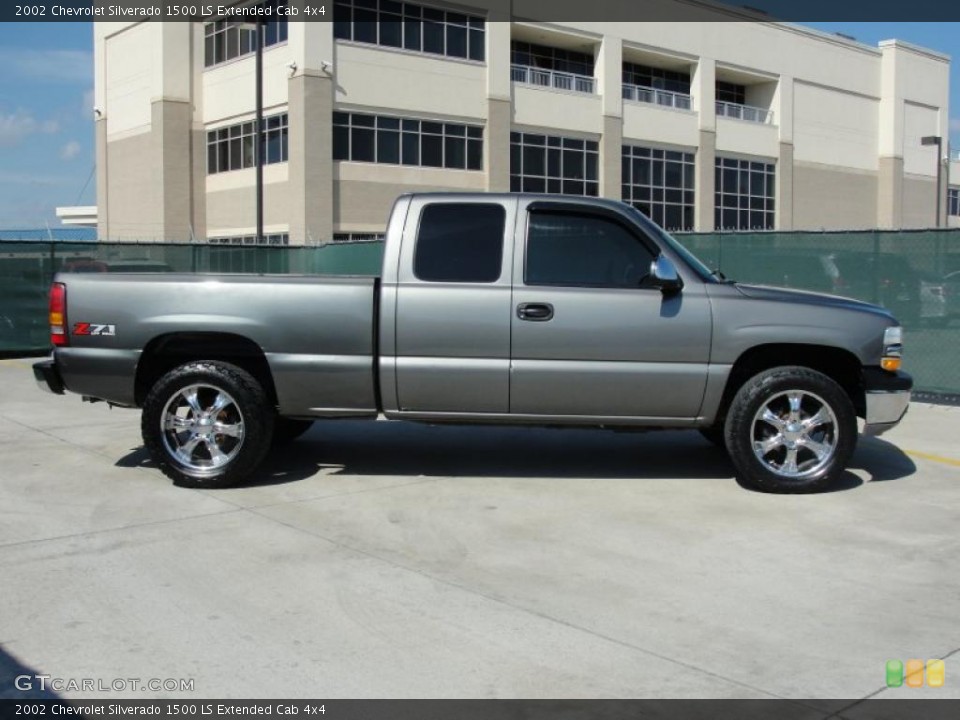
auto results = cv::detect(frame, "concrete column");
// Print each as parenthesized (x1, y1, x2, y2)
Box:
(486, 99, 511, 192)
(693, 58, 716, 231)
(877, 42, 905, 230)
(288, 71, 334, 245)
(692, 57, 716, 133)
(878, 156, 904, 229)
(597, 35, 622, 200)
(486, 20, 511, 192)
(695, 130, 716, 231)
(776, 142, 794, 231)
(600, 116, 622, 200)
(153, 99, 194, 242)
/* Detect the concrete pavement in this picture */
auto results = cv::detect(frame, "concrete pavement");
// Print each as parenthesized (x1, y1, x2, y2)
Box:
(0, 358, 958, 705)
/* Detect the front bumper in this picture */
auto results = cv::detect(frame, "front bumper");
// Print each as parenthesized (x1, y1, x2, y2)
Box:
(862, 368, 912, 437)
(33, 359, 65, 395)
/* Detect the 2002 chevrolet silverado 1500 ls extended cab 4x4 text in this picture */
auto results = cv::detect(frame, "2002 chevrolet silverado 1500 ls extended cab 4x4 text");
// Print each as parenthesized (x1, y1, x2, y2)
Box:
(34, 194, 912, 493)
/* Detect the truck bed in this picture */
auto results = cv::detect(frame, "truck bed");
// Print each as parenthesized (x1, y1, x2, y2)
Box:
(53, 273, 380, 416)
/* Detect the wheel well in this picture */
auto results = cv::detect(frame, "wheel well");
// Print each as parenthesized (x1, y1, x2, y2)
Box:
(716, 344, 865, 423)
(135, 332, 278, 408)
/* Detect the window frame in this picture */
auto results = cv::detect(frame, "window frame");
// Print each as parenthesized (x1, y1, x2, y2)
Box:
(713, 156, 775, 231)
(622, 144, 696, 232)
(522, 205, 661, 290)
(334, 111, 483, 171)
(510, 132, 599, 197)
(333, 0, 486, 63)
(203, 1, 289, 69)
(206, 113, 289, 175)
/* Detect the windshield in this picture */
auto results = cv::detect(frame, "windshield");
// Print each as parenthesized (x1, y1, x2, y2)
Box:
(626, 206, 717, 283)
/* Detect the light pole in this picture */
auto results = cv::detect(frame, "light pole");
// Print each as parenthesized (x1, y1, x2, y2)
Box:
(238, 19, 265, 243)
(255, 21, 264, 243)
(921, 135, 943, 228)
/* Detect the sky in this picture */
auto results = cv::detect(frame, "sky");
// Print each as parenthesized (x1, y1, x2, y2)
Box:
(0, 20, 958, 228)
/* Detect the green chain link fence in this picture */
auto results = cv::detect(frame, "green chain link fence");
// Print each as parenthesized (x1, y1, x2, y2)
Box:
(2, 230, 959, 396)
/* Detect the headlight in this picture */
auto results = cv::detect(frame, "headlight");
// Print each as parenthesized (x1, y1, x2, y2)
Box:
(881, 326, 902, 372)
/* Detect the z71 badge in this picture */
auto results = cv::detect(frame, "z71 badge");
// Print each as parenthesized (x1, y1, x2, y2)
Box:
(73, 322, 116, 337)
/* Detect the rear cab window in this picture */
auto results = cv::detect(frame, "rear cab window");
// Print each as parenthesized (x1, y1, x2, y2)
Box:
(414, 203, 506, 283)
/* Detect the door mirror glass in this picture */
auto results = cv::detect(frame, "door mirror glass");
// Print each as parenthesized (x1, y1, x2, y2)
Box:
(650, 255, 684, 293)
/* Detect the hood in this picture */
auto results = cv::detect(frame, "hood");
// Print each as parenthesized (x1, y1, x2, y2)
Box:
(734, 283, 895, 319)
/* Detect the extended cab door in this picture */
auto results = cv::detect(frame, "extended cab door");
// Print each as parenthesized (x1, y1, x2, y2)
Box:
(509, 201, 712, 420)
(390, 197, 516, 413)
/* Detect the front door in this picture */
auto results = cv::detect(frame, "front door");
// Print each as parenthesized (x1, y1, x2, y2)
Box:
(509, 205, 712, 420)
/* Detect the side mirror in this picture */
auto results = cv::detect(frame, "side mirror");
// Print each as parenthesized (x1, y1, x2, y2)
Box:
(650, 255, 684, 294)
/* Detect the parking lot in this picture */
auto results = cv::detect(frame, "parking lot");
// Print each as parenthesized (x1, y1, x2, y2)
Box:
(0, 357, 958, 704)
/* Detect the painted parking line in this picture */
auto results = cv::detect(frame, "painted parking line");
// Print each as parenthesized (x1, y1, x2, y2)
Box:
(906, 450, 960, 468)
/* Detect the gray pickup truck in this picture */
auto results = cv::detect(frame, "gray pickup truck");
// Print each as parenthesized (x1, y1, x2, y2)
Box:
(35, 193, 911, 493)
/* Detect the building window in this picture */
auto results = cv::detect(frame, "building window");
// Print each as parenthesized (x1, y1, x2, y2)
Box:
(510, 132, 599, 197)
(414, 203, 505, 283)
(204, 1, 289, 68)
(510, 41, 595, 93)
(209, 233, 290, 245)
(716, 81, 746, 105)
(622, 62, 690, 95)
(207, 114, 288, 174)
(949, 187, 960, 216)
(333, 0, 485, 62)
(715, 157, 775, 230)
(333, 111, 483, 170)
(332, 232, 385, 243)
(622, 145, 695, 231)
(511, 41, 594, 76)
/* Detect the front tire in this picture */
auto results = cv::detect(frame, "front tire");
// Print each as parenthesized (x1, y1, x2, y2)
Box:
(724, 366, 857, 493)
(142, 361, 274, 488)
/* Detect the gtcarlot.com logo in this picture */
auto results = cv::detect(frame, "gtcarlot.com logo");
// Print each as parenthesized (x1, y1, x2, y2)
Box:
(15, 675, 195, 693)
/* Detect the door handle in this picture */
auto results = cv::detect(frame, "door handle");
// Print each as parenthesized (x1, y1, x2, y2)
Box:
(517, 302, 554, 322)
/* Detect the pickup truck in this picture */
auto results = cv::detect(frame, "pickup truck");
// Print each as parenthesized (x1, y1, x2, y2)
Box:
(34, 193, 912, 493)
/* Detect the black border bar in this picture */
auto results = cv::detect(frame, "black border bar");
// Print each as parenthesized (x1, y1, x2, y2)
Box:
(6, 0, 960, 23)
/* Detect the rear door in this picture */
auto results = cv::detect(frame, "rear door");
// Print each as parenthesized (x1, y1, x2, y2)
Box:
(393, 197, 516, 413)
(509, 201, 712, 420)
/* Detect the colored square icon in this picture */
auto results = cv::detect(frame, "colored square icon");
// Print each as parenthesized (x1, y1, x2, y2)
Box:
(906, 659, 925, 688)
(886, 660, 904, 688)
(927, 660, 945, 688)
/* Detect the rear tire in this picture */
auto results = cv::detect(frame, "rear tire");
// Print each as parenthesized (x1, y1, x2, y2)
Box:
(724, 366, 857, 493)
(142, 361, 274, 489)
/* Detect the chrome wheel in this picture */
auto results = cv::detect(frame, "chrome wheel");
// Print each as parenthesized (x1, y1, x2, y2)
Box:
(160, 384, 245, 477)
(750, 390, 838, 479)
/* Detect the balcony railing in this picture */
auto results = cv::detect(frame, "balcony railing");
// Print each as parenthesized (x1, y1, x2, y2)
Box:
(716, 100, 774, 124)
(622, 84, 692, 111)
(511, 64, 595, 94)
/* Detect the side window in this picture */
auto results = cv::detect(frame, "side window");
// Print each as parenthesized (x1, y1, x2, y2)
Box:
(414, 203, 505, 283)
(525, 211, 656, 288)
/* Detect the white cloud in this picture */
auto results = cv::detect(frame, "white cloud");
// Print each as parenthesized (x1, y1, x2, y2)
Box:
(60, 140, 82, 161)
(0, 108, 61, 146)
(0, 110, 38, 146)
(0, 49, 93, 85)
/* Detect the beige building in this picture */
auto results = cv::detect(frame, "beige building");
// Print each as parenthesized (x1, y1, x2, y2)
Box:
(93, 1, 956, 243)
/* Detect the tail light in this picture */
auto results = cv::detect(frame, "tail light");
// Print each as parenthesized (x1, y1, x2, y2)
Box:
(49, 282, 68, 347)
